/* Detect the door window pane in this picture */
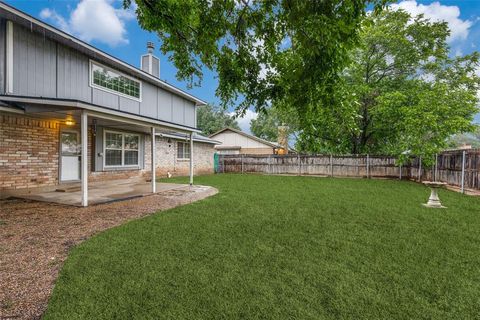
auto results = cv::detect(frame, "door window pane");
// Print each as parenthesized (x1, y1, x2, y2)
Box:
(61, 132, 79, 154)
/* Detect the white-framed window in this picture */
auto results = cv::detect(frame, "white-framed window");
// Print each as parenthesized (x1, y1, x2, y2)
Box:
(177, 142, 191, 160)
(90, 60, 142, 101)
(104, 130, 140, 168)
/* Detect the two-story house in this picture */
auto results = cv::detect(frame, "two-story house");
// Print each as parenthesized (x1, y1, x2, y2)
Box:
(0, 2, 218, 206)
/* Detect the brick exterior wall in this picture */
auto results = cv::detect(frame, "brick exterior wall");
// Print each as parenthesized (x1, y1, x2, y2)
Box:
(155, 137, 215, 177)
(0, 114, 60, 191)
(0, 112, 215, 194)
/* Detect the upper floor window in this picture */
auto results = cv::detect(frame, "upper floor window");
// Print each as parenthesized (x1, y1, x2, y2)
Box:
(90, 61, 142, 101)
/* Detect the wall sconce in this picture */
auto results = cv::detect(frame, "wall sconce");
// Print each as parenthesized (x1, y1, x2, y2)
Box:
(65, 119, 75, 126)
(167, 138, 172, 148)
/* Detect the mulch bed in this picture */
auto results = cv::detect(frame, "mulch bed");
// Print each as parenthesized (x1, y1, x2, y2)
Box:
(0, 186, 217, 320)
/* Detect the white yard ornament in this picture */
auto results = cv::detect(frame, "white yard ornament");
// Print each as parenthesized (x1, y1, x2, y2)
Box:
(422, 181, 447, 208)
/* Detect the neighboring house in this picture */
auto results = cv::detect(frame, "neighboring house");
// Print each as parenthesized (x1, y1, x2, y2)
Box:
(209, 127, 284, 155)
(0, 3, 217, 206)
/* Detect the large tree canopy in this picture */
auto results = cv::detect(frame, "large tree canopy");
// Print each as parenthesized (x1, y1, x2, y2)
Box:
(125, 0, 385, 119)
(295, 9, 480, 160)
(197, 104, 240, 135)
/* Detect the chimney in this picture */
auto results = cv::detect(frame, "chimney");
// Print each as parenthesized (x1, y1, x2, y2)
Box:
(277, 124, 289, 155)
(141, 42, 160, 78)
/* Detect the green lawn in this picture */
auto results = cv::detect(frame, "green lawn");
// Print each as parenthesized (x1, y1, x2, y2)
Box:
(44, 175, 480, 319)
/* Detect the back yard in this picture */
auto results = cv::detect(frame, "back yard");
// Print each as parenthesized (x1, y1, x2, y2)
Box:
(44, 175, 480, 319)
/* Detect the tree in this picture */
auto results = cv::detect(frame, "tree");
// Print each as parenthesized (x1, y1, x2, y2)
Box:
(296, 9, 480, 161)
(125, 0, 387, 126)
(197, 104, 240, 135)
(250, 109, 279, 142)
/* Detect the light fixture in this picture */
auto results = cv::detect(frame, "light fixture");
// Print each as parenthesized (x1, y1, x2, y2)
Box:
(65, 119, 75, 126)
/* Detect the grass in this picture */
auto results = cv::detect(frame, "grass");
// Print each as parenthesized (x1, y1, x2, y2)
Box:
(44, 175, 480, 319)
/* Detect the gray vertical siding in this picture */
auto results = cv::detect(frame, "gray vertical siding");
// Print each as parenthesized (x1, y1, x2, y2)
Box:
(9, 23, 198, 128)
(0, 19, 5, 94)
(140, 82, 158, 118)
(57, 45, 91, 101)
(92, 88, 119, 109)
(157, 89, 173, 121)
(172, 95, 184, 124)
(184, 101, 196, 127)
(119, 96, 140, 114)
(13, 23, 56, 97)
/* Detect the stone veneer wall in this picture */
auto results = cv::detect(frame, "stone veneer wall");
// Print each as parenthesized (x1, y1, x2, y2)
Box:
(0, 112, 215, 193)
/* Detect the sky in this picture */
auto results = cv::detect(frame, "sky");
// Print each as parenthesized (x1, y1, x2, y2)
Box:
(4, 0, 480, 132)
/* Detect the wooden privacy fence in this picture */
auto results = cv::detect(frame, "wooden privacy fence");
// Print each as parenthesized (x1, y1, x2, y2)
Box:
(216, 149, 480, 192)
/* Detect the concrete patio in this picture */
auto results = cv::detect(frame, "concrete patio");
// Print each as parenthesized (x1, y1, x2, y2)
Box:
(8, 178, 197, 206)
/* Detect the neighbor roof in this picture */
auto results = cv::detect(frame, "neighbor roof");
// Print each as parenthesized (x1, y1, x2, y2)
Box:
(209, 127, 281, 148)
(0, 2, 207, 106)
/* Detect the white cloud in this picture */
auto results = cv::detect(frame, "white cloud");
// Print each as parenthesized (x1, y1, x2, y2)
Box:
(40, 0, 135, 47)
(230, 109, 258, 134)
(390, 1, 473, 43)
(40, 8, 70, 33)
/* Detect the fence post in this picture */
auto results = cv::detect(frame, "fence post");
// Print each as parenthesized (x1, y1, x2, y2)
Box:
(330, 154, 334, 177)
(241, 154, 244, 174)
(297, 154, 301, 176)
(461, 150, 466, 194)
(434, 153, 438, 182)
(367, 154, 370, 179)
(223, 155, 225, 173)
(399, 164, 402, 180)
(418, 156, 422, 182)
(268, 155, 272, 175)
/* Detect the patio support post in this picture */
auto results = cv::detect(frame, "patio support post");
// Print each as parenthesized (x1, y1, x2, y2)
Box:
(151, 127, 156, 193)
(189, 132, 194, 185)
(81, 110, 88, 207)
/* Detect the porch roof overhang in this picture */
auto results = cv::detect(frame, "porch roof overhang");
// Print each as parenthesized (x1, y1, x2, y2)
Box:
(0, 95, 201, 133)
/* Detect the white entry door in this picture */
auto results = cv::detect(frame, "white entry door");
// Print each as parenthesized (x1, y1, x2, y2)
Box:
(60, 131, 81, 181)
